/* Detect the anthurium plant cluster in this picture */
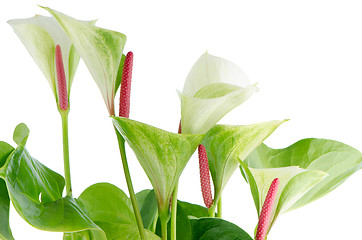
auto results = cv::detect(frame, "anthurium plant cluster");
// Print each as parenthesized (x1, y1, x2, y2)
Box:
(1, 7, 361, 240)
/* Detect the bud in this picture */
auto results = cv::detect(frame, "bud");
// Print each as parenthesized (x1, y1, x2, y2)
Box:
(119, 52, 134, 118)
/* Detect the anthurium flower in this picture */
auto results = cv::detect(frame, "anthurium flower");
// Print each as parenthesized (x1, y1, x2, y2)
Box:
(201, 120, 286, 208)
(43, 7, 127, 116)
(112, 117, 203, 217)
(240, 138, 362, 233)
(8, 15, 83, 106)
(179, 53, 258, 134)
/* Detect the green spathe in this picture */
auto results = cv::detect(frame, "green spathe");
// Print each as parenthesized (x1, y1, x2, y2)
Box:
(112, 117, 204, 214)
(241, 138, 362, 232)
(179, 53, 258, 134)
(43, 7, 126, 115)
(201, 120, 286, 205)
(8, 15, 83, 104)
(0, 124, 105, 238)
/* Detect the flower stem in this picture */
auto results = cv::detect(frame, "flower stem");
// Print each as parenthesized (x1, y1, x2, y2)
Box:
(114, 128, 147, 240)
(151, 211, 159, 233)
(208, 204, 216, 217)
(60, 110, 72, 196)
(217, 196, 222, 218)
(171, 184, 178, 240)
(159, 209, 169, 240)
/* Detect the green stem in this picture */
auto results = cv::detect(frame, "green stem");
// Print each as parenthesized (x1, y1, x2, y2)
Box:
(217, 196, 222, 218)
(114, 128, 147, 240)
(160, 211, 169, 240)
(151, 211, 159, 233)
(208, 205, 216, 217)
(170, 183, 178, 240)
(60, 110, 72, 196)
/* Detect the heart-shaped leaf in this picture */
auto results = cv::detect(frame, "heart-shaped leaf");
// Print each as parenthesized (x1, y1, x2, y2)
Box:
(112, 117, 203, 214)
(0, 124, 105, 238)
(136, 189, 158, 229)
(0, 142, 14, 240)
(201, 120, 286, 205)
(72, 183, 160, 240)
(77, 183, 136, 226)
(155, 200, 209, 240)
(191, 218, 252, 240)
(96, 222, 161, 240)
(173, 201, 209, 240)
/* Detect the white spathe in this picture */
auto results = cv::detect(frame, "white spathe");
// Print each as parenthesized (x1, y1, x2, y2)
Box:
(8, 15, 80, 102)
(179, 53, 258, 134)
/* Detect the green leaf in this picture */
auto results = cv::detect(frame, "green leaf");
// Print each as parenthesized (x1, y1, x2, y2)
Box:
(136, 189, 158, 229)
(96, 222, 161, 240)
(179, 53, 258, 134)
(191, 218, 252, 240)
(155, 201, 209, 240)
(112, 117, 204, 213)
(201, 120, 286, 204)
(174, 201, 209, 240)
(63, 230, 106, 240)
(73, 184, 160, 239)
(244, 139, 362, 212)
(77, 183, 136, 226)
(0, 179, 13, 240)
(0, 142, 14, 240)
(43, 7, 127, 115)
(0, 124, 105, 237)
(8, 15, 84, 102)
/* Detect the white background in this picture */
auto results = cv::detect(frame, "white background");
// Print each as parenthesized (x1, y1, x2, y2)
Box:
(1, 1, 362, 239)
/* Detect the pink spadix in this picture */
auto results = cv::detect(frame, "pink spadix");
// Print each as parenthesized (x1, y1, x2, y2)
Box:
(198, 144, 213, 209)
(119, 52, 134, 118)
(255, 178, 279, 240)
(55, 45, 68, 110)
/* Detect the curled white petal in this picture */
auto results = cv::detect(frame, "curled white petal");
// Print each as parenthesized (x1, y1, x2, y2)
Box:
(8, 15, 79, 99)
(179, 85, 258, 134)
(183, 53, 250, 96)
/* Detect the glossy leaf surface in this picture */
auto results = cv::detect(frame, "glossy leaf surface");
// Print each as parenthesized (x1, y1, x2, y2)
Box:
(191, 218, 252, 240)
(174, 201, 209, 240)
(136, 189, 158, 229)
(0, 124, 104, 237)
(96, 222, 161, 240)
(155, 201, 209, 240)
(201, 120, 286, 204)
(0, 142, 14, 240)
(112, 117, 203, 212)
(77, 183, 136, 226)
